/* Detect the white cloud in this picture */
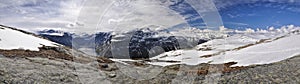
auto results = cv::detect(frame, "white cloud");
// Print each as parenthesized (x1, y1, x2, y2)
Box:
(0, 0, 83, 32)
(225, 22, 249, 26)
(73, 0, 186, 33)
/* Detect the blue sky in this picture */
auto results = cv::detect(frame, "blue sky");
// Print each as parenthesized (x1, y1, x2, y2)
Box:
(170, 0, 300, 30)
(219, 0, 300, 30)
(0, 0, 300, 32)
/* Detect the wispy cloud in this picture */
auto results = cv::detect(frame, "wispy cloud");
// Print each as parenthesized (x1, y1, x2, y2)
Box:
(272, 21, 282, 26)
(225, 22, 249, 26)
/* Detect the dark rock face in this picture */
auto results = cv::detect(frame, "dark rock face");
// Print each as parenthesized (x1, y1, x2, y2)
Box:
(42, 33, 73, 47)
(198, 39, 208, 45)
(95, 33, 113, 57)
(38, 30, 73, 47)
(128, 31, 180, 58)
(95, 33, 112, 46)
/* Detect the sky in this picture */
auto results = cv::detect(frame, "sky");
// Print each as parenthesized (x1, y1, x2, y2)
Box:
(0, 0, 300, 33)
(218, 0, 300, 30)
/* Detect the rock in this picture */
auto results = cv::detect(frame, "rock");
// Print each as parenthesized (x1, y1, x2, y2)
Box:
(101, 64, 109, 68)
(96, 57, 114, 63)
(198, 39, 208, 44)
(108, 73, 117, 78)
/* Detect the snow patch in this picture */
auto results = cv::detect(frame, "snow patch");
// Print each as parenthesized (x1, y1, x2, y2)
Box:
(40, 33, 64, 36)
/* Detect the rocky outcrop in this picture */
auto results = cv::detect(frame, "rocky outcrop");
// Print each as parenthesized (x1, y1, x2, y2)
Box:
(0, 46, 74, 61)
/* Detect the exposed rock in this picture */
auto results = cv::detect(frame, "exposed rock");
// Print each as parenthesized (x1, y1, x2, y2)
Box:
(108, 73, 117, 78)
(96, 57, 114, 63)
(1, 54, 299, 83)
(100, 64, 109, 68)
(0, 46, 74, 61)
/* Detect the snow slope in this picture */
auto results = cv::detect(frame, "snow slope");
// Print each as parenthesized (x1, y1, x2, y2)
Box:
(148, 26, 300, 67)
(211, 33, 300, 67)
(0, 26, 57, 51)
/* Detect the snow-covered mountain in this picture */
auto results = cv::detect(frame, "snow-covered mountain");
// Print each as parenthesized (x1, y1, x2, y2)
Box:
(37, 29, 112, 56)
(105, 28, 182, 59)
(104, 26, 232, 59)
(0, 25, 58, 51)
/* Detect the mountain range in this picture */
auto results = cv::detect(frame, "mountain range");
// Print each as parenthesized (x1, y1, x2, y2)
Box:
(37, 27, 227, 59)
